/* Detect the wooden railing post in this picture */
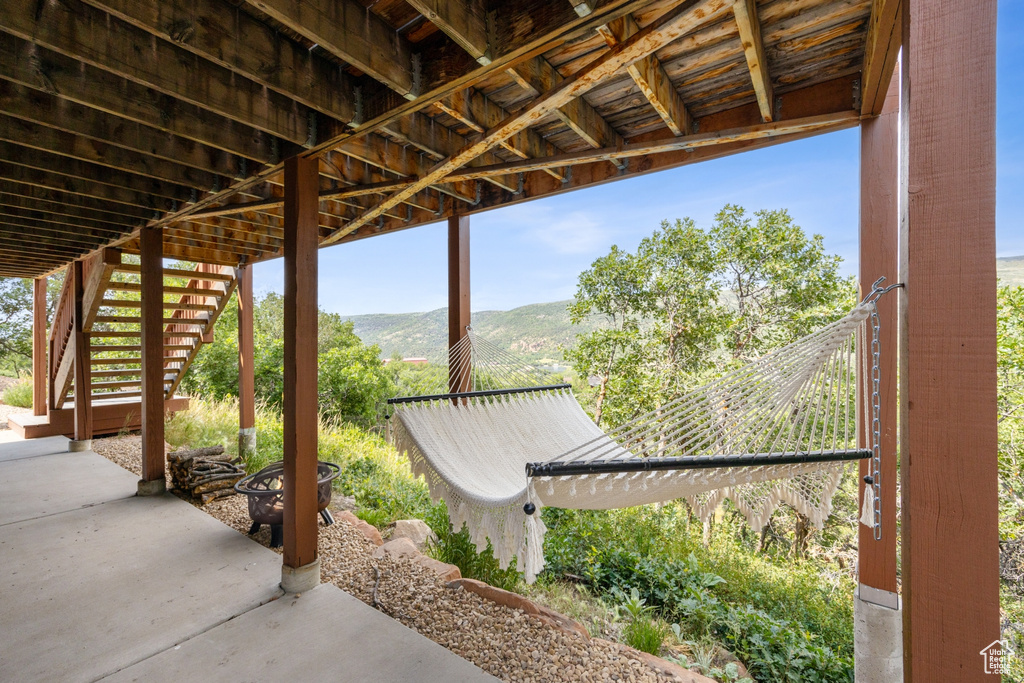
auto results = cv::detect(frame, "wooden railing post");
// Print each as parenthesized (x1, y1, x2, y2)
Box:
(237, 263, 256, 459)
(281, 154, 320, 592)
(139, 226, 166, 495)
(71, 261, 92, 447)
(448, 214, 471, 395)
(32, 277, 47, 416)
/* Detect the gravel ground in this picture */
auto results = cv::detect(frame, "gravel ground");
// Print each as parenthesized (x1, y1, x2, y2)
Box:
(0, 403, 30, 430)
(90, 435, 683, 683)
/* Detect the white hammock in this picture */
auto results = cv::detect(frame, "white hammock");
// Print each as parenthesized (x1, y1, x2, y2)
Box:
(390, 300, 879, 582)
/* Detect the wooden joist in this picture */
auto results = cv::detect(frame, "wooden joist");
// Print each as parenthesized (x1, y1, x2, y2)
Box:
(0, 0, 318, 144)
(406, 0, 490, 64)
(599, 13, 694, 136)
(732, 0, 774, 122)
(860, 0, 901, 116)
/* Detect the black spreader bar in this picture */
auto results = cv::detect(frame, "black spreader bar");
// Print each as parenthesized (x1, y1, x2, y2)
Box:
(388, 384, 571, 405)
(526, 448, 871, 477)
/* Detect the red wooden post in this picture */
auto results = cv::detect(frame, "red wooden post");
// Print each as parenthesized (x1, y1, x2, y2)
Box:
(71, 261, 92, 444)
(282, 154, 320, 590)
(901, 0, 999, 679)
(857, 72, 899, 601)
(139, 226, 166, 494)
(32, 277, 47, 416)
(237, 263, 256, 458)
(448, 215, 471, 395)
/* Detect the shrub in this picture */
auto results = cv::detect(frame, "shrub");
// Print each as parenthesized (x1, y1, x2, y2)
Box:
(619, 587, 670, 655)
(424, 502, 522, 592)
(1, 378, 33, 408)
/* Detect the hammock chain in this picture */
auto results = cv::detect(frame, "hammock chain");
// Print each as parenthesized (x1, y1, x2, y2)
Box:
(870, 303, 882, 540)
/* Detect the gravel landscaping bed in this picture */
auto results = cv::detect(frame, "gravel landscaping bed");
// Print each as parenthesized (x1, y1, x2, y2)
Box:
(90, 435, 697, 683)
(0, 403, 30, 430)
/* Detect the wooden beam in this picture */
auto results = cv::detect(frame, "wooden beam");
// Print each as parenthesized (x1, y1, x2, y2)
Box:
(0, 182, 156, 223)
(0, 33, 276, 164)
(900, 0, 999, 678)
(330, 0, 732, 238)
(72, 260, 92, 442)
(139, 226, 165, 489)
(79, 0, 356, 125)
(237, 264, 256, 459)
(33, 277, 47, 416)
(732, 0, 774, 122)
(598, 13, 694, 135)
(509, 56, 624, 150)
(406, 0, 490, 65)
(244, 0, 415, 97)
(448, 215, 471, 395)
(861, 0, 901, 116)
(0, 141, 190, 206)
(858, 70, 898, 599)
(0, 0, 314, 144)
(282, 154, 320, 574)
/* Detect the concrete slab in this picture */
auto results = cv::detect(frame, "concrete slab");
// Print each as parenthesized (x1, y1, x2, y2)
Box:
(0, 434, 69, 462)
(0, 450, 138, 525)
(0, 494, 282, 683)
(102, 583, 498, 683)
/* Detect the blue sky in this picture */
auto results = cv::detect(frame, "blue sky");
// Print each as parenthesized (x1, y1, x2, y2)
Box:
(254, 1, 1022, 316)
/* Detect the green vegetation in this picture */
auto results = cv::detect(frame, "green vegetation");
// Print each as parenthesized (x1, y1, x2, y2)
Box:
(0, 275, 64, 377)
(148, 213, 1024, 680)
(1, 377, 32, 407)
(181, 292, 394, 426)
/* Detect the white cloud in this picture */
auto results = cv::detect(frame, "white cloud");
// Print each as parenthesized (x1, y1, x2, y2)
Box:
(522, 208, 612, 255)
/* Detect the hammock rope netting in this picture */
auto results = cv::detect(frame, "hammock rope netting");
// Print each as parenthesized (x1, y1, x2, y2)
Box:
(388, 291, 891, 582)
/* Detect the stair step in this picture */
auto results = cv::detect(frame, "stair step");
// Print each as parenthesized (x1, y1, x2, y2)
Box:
(100, 299, 217, 312)
(115, 263, 234, 282)
(91, 369, 142, 378)
(93, 315, 208, 326)
(91, 345, 142, 353)
(91, 357, 141, 365)
(89, 331, 204, 339)
(106, 282, 223, 297)
(91, 380, 141, 390)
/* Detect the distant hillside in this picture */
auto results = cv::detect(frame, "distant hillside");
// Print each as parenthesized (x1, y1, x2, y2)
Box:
(345, 301, 604, 364)
(349, 257, 1024, 362)
(999, 255, 1024, 287)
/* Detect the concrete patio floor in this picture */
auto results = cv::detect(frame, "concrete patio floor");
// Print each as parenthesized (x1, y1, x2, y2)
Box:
(0, 436, 496, 682)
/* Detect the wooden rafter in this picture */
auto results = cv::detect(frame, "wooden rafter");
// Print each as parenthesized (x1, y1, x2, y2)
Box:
(0, 0, 321, 144)
(599, 12, 694, 136)
(406, 0, 490, 65)
(860, 0, 901, 116)
(327, 0, 733, 241)
(732, 0, 774, 122)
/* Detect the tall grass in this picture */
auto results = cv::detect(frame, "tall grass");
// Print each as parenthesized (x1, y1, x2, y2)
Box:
(1, 378, 33, 408)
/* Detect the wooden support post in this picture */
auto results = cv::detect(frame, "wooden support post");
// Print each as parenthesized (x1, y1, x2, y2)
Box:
(237, 263, 256, 459)
(857, 71, 899, 601)
(71, 261, 92, 443)
(900, 0, 999, 679)
(282, 154, 320, 587)
(139, 226, 166, 494)
(448, 215, 471, 395)
(32, 276, 47, 416)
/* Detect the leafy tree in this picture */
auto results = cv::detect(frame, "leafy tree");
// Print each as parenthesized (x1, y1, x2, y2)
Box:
(569, 206, 854, 428)
(181, 291, 394, 426)
(0, 275, 65, 376)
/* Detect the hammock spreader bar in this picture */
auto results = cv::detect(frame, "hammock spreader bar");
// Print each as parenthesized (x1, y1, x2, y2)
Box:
(525, 448, 871, 478)
(387, 384, 571, 405)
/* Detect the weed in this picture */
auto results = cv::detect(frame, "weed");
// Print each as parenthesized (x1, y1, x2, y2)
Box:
(1, 378, 32, 408)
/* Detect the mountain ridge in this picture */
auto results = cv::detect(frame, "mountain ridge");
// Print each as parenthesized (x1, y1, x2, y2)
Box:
(346, 256, 1024, 360)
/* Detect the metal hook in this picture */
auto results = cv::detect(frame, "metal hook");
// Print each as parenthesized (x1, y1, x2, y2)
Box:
(860, 276, 904, 305)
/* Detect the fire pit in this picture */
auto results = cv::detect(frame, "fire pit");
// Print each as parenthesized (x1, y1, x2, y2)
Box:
(234, 461, 341, 548)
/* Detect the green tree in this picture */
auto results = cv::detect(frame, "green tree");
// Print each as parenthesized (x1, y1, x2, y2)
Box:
(568, 207, 854, 428)
(0, 275, 65, 376)
(181, 291, 393, 426)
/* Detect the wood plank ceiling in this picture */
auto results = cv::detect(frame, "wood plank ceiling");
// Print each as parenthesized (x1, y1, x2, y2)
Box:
(0, 0, 900, 278)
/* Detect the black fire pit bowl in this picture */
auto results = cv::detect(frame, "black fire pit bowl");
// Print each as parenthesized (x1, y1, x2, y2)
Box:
(234, 460, 341, 548)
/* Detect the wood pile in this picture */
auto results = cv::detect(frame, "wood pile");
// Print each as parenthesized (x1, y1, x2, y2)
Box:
(168, 445, 245, 504)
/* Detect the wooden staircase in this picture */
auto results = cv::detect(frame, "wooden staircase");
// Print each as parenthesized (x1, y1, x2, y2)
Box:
(9, 249, 237, 438)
